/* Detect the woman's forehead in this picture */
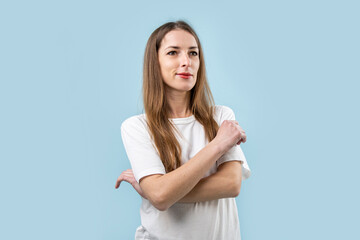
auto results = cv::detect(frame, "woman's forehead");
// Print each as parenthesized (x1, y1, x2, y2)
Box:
(160, 30, 198, 49)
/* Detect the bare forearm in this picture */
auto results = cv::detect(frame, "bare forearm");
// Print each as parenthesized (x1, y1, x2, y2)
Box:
(140, 120, 245, 211)
(178, 162, 242, 203)
(141, 140, 226, 210)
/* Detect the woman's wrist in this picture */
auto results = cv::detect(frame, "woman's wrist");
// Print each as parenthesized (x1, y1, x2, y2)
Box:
(208, 138, 226, 158)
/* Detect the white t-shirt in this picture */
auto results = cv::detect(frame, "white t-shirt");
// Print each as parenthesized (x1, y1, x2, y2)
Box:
(121, 105, 251, 240)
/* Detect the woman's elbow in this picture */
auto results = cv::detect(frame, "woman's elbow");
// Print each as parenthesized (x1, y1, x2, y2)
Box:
(148, 192, 171, 211)
(153, 203, 169, 211)
(230, 178, 242, 197)
(140, 176, 171, 211)
(152, 198, 169, 211)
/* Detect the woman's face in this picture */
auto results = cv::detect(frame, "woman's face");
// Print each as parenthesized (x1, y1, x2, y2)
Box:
(158, 29, 200, 94)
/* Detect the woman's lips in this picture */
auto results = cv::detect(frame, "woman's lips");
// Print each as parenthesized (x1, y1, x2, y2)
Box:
(176, 73, 192, 79)
(177, 74, 191, 79)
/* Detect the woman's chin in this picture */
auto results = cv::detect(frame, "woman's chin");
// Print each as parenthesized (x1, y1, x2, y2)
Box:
(165, 83, 196, 93)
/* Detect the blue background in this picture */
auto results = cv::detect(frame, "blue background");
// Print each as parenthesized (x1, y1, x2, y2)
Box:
(1, 0, 359, 239)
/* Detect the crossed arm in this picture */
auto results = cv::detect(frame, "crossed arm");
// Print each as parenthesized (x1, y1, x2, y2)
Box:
(115, 160, 242, 204)
(178, 160, 242, 202)
(116, 120, 246, 210)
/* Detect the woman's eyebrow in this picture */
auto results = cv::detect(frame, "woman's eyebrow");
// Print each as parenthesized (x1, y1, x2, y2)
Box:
(165, 46, 199, 50)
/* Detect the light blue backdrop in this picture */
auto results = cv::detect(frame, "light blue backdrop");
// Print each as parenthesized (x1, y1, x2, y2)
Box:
(1, 0, 359, 239)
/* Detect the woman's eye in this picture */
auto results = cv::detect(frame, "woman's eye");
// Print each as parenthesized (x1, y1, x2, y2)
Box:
(167, 51, 198, 56)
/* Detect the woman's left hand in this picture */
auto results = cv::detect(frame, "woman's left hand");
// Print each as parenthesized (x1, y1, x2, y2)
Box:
(235, 123, 246, 145)
(115, 169, 147, 199)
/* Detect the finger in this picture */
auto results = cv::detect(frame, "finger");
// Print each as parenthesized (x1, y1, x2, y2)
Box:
(233, 123, 245, 135)
(123, 173, 136, 179)
(236, 135, 247, 145)
(230, 120, 239, 125)
(115, 169, 134, 186)
(239, 135, 247, 143)
(234, 126, 245, 143)
(122, 174, 136, 183)
(115, 175, 124, 188)
(115, 174, 131, 188)
(239, 133, 246, 143)
(122, 172, 135, 178)
(238, 128, 246, 142)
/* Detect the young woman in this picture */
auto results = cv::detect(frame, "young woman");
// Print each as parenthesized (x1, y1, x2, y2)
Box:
(115, 20, 251, 240)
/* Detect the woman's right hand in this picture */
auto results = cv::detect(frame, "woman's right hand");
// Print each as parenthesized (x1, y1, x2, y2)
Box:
(213, 120, 246, 154)
(115, 169, 147, 199)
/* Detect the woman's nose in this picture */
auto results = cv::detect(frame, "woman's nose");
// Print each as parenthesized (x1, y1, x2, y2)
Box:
(180, 53, 191, 67)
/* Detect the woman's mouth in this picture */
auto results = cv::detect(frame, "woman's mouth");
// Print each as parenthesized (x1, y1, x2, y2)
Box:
(176, 72, 193, 79)
(177, 75, 190, 79)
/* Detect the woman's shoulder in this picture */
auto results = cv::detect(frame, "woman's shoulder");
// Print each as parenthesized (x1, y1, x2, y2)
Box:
(120, 113, 148, 134)
(213, 105, 236, 123)
(214, 105, 234, 114)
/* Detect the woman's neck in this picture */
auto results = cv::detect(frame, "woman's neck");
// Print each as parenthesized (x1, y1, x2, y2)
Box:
(166, 90, 192, 118)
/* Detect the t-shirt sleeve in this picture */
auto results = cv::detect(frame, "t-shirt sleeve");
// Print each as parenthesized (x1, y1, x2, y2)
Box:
(121, 116, 166, 183)
(215, 106, 251, 180)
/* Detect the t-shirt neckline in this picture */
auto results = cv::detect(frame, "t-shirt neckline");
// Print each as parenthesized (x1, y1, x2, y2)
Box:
(169, 115, 195, 125)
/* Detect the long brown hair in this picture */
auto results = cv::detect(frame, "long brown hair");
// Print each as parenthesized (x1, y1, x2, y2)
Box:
(143, 20, 219, 172)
